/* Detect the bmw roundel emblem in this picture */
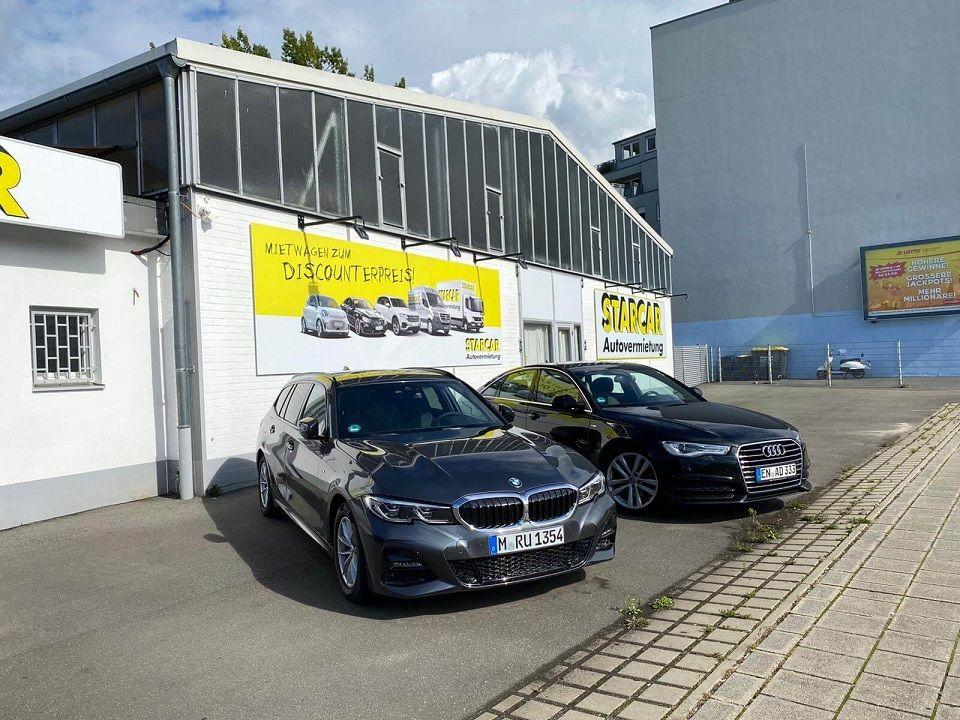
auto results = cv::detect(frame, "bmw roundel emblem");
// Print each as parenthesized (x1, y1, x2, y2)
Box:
(509, 477, 522, 488)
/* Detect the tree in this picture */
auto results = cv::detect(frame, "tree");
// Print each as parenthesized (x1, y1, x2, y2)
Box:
(220, 27, 407, 87)
(220, 28, 271, 58)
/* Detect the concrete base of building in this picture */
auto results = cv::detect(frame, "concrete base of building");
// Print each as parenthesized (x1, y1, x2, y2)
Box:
(0, 461, 174, 531)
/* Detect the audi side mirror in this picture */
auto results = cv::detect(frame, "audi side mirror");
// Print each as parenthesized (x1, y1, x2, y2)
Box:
(551, 394, 584, 412)
(298, 416, 320, 440)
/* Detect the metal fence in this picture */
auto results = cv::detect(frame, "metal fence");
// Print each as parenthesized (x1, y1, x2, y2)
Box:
(684, 339, 960, 388)
(674, 345, 710, 386)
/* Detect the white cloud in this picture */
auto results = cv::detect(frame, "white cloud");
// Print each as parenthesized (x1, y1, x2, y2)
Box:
(428, 50, 654, 164)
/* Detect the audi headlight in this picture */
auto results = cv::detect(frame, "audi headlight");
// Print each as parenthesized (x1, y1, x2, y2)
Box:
(577, 472, 606, 506)
(662, 441, 731, 458)
(362, 496, 455, 524)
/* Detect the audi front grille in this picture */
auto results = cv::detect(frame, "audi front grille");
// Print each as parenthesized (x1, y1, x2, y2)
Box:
(737, 439, 804, 494)
(527, 487, 578, 523)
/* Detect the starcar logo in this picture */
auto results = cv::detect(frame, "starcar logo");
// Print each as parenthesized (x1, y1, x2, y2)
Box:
(0, 145, 28, 219)
(762, 444, 785, 458)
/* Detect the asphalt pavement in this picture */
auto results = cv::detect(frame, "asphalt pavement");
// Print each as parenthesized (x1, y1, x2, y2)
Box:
(1, 382, 958, 720)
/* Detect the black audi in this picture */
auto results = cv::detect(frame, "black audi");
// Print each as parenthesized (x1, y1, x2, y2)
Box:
(480, 362, 811, 512)
(256, 369, 616, 601)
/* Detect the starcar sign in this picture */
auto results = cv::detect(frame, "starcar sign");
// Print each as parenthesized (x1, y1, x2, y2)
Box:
(0, 136, 124, 237)
(594, 288, 669, 360)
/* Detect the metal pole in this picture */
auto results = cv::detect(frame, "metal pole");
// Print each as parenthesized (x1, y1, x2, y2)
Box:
(767, 344, 773, 384)
(826, 342, 832, 388)
(160, 58, 194, 500)
(718, 345, 723, 383)
(897, 339, 904, 388)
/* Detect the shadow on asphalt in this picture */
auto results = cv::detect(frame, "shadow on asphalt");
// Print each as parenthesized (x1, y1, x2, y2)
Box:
(202, 487, 589, 619)
(629, 496, 787, 525)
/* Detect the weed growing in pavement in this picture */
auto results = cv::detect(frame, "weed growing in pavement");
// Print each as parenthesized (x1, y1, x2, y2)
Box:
(847, 516, 871, 526)
(719, 608, 752, 620)
(826, 523, 838, 530)
(800, 513, 826, 523)
(701, 625, 716, 637)
(617, 598, 649, 630)
(744, 508, 780, 544)
(745, 590, 758, 599)
(650, 596, 675, 611)
(205, 484, 222, 498)
(786, 499, 808, 511)
(764, 551, 779, 557)
(732, 541, 753, 553)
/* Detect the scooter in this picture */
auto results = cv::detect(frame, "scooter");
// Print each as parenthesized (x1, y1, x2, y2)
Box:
(816, 351, 871, 379)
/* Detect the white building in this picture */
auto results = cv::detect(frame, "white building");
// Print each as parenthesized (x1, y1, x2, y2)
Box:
(0, 39, 674, 528)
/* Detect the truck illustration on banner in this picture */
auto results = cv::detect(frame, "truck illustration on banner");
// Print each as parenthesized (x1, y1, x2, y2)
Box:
(437, 280, 485, 332)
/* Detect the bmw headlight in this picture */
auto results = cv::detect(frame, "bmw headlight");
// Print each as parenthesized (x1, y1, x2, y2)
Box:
(662, 441, 731, 458)
(577, 472, 606, 506)
(363, 496, 455, 524)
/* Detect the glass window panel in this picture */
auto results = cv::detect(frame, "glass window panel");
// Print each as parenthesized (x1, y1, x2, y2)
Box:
(576, 165, 588, 275)
(486, 189, 503, 252)
(96, 93, 138, 195)
(523, 323, 552, 364)
(445, 118, 469, 245)
(279, 87, 316, 210)
(556, 145, 571, 270)
(589, 180, 601, 274)
(375, 105, 400, 149)
(197, 73, 238, 192)
(465, 121, 486, 249)
(567, 158, 589, 272)
(515, 130, 533, 259)
(401, 110, 428, 236)
(424, 114, 449, 237)
(627, 221, 637, 286)
(138, 83, 167, 194)
(57, 108, 95, 148)
(483, 125, 500, 190)
(542, 135, 559, 267)
(22, 123, 55, 146)
(606, 197, 617, 281)
(500, 127, 519, 254)
(238, 81, 280, 201)
(378, 149, 403, 227)
(597, 191, 608, 278)
(530, 134, 546, 264)
(315, 93, 350, 215)
(346, 99, 378, 224)
(621, 212, 630, 284)
(614, 209, 623, 283)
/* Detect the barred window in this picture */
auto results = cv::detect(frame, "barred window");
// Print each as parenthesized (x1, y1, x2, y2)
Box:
(31, 308, 100, 388)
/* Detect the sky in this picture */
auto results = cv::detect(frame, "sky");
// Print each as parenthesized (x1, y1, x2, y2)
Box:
(0, 0, 719, 164)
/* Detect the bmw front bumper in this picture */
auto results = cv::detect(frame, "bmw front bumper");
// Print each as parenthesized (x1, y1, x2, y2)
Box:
(352, 494, 617, 598)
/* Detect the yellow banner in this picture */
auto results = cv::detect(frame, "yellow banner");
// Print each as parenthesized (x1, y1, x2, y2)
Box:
(863, 237, 960, 319)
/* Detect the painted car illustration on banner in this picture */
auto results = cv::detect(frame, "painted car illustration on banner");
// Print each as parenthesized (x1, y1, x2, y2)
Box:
(250, 223, 502, 374)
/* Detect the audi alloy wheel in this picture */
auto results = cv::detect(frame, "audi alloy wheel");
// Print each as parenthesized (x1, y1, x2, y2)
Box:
(605, 451, 659, 512)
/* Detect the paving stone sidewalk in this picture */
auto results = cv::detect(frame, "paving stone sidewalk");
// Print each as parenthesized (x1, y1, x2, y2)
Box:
(468, 404, 960, 720)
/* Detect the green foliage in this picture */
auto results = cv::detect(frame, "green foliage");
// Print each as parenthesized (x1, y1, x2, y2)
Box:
(362, 64, 376, 82)
(617, 597, 649, 629)
(205, 483, 222, 498)
(280, 29, 351, 73)
(220, 28, 271, 58)
(395, 76, 407, 88)
(650, 596, 675, 611)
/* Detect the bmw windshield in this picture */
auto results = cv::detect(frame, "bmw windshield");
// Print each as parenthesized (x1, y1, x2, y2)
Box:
(337, 380, 503, 438)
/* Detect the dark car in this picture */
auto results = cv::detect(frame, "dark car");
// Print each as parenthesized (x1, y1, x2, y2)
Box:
(341, 297, 386, 336)
(256, 369, 616, 601)
(480, 362, 811, 512)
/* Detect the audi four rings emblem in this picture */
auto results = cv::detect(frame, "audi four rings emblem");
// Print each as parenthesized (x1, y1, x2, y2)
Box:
(762, 444, 785, 458)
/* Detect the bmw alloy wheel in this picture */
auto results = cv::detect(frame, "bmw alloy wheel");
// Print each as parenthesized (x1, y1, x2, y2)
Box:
(336, 515, 359, 588)
(259, 462, 270, 508)
(606, 452, 659, 511)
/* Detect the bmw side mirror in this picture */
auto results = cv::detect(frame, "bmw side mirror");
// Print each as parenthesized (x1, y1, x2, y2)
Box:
(691, 387, 704, 399)
(498, 405, 516, 424)
(298, 416, 320, 440)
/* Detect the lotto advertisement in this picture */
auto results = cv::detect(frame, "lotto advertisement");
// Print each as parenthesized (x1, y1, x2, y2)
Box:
(594, 288, 669, 360)
(250, 223, 503, 374)
(861, 236, 960, 320)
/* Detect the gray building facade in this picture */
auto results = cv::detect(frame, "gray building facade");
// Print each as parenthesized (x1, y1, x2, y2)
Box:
(652, 0, 960, 370)
(598, 128, 660, 235)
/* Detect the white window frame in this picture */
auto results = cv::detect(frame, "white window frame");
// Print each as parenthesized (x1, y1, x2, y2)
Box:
(30, 307, 102, 390)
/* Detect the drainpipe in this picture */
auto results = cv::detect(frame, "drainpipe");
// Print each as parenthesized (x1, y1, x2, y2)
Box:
(159, 56, 194, 500)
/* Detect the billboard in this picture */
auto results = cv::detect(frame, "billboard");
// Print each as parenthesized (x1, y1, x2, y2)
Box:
(250, 223, 503, 375)
(594, 288, 669, 360)
(861, 236, 960, 320)
(0, 135, 123, 237)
